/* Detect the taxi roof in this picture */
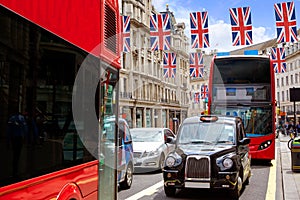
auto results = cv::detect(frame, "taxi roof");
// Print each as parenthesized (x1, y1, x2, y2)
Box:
(182, 115, 242, 125)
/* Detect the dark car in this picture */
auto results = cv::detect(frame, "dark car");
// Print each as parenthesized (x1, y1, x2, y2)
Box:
(163, 115, 251, 199)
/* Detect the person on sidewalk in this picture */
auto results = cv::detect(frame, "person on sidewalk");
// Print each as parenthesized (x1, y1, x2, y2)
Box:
(296, 121, 300, 137)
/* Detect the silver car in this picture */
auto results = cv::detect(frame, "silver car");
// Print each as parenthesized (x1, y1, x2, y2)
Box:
(130, 128, 176, 173)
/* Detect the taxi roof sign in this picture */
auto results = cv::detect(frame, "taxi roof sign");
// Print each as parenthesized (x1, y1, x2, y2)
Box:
(200, 116, 218, 122)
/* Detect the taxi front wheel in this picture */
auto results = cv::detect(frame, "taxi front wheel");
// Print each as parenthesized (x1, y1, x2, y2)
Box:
(164, 186, 176, 197)
(229, 176, 242, 200)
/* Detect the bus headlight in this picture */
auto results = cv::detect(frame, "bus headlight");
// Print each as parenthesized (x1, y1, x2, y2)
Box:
(258, 140, 272, 150)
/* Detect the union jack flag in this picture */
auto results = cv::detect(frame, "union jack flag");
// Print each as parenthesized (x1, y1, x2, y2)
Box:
(190, 52, 204, 78)
(274, 1, 298, 43)
(163, 52, 176, 78)
(201, 84, 209, 99)
(121, 15, 130, 52)
(194, 92, 200, 103)
(150, 13, 171, 51)
(229, 7, 253, 46)
(270, 47, 286, 73)
(190, 11, 210, 48)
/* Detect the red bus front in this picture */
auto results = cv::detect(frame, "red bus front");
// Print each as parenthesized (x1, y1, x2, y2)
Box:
(208, 55, 276, 161)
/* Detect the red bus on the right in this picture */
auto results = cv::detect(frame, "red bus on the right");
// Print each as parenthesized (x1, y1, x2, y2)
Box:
(208, 53, 276, 161)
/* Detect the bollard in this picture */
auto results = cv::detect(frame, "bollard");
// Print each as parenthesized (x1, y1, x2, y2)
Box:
(291, 137, 300, 172)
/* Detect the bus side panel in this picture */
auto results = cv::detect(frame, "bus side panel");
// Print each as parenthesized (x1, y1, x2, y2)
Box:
(248, 134, 275, 160)
(0, 0, 100, 55)
(0, 161, 98, 200)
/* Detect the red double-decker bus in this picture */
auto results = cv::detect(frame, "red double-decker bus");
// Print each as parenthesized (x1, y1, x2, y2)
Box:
(0, 0, 121, 199)
(208, 54, 276, 161)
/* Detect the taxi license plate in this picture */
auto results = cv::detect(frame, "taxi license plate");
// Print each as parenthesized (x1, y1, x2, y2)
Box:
(185, 182, 210, 188)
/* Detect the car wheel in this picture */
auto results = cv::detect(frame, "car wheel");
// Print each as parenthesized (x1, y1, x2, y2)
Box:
(119, 163, 133, 190)
(164, 185, 176, 197)
(158, 154, 165, 171)
(230, 176, 242, 200)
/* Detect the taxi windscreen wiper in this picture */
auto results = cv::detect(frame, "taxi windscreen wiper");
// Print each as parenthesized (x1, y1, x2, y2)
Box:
(215, 140, 232, 144)
(190, 140, 213, 145)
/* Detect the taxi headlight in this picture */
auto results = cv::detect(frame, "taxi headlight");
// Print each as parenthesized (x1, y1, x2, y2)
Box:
(223, 158, 233, 169)
(216, 153, 235, 171)
(166, 156, 176, 167)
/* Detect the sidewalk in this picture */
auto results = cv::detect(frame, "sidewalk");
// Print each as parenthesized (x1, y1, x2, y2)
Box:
(279, 133, 300, 200)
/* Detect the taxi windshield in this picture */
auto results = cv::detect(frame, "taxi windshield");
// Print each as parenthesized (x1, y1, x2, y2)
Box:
(178, 123, 235, 145)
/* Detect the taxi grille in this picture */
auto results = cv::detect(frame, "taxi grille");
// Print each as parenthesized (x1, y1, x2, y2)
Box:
(185, 156, 210, 179)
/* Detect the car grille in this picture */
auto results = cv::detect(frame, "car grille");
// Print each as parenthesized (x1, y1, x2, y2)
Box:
(185, 156, 210, 180)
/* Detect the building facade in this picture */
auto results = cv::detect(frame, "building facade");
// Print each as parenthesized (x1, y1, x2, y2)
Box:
(119, 0, 190, 133)
(276, 41, 300, 124)
(188, 52, 212, 117)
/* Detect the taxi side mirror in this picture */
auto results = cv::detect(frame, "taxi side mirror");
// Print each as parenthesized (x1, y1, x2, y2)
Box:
(166, 137, 176, 144)
(238, 138, 251, 145)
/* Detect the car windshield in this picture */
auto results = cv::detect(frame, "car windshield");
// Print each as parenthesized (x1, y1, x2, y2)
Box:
(178, 123, 235, 145)
(131, 130, 163, 142)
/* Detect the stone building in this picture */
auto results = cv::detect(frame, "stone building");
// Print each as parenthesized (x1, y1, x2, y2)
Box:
(119, 0, 190, 133)
(276, 41, 300, 123)
(188, 51, 213, 117)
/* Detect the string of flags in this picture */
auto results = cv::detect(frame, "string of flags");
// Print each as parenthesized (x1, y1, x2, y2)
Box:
(192, 84, 209, 103)
(121, 1, 298, 79)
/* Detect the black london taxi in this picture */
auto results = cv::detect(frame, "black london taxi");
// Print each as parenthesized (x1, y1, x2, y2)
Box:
(163, 115, 251, 199)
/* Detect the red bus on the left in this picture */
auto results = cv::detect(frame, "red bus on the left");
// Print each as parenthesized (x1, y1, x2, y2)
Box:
(0, 0, 122, 199)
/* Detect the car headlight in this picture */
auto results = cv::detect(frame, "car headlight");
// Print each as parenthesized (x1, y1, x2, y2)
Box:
(216, 153, 235, 171)
(165, 153, 182, 168)
(223, 158, 233, 169)
(147, 149, 160, 157)
(165, 156, 176, 167)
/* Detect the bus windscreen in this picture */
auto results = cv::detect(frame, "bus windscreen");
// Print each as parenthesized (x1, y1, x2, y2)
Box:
(213, 57, 271, 84)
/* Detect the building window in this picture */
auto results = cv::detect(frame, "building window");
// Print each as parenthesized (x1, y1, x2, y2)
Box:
(286, 76, 289, 85)
(277, 78, 280, 87)
(124, 78, 127, 94)
(296, 73, 299, 84)
(291, 75, 294, 84)
(281, 77, 284, 86)
(277, 92, 280, 102)
(282, 91, 285, 102)
(287, 90, 289, 101)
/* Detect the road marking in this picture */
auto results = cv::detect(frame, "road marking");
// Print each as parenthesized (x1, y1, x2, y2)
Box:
(265, 148, 277, 200)
(124, 181, 163, 200)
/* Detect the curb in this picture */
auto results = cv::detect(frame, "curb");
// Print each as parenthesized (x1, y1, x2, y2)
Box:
(279, 134, 300, 200)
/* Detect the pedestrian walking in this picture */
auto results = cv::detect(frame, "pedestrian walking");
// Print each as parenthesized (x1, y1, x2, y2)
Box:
(296, 121, 300, 137)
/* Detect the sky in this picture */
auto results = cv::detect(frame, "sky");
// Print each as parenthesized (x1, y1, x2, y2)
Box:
(151, 0, 300, 53)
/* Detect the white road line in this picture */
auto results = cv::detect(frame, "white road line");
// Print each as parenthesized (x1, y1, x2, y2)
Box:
(124, 181, 163, 200)
(265, 147, 277, 200)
